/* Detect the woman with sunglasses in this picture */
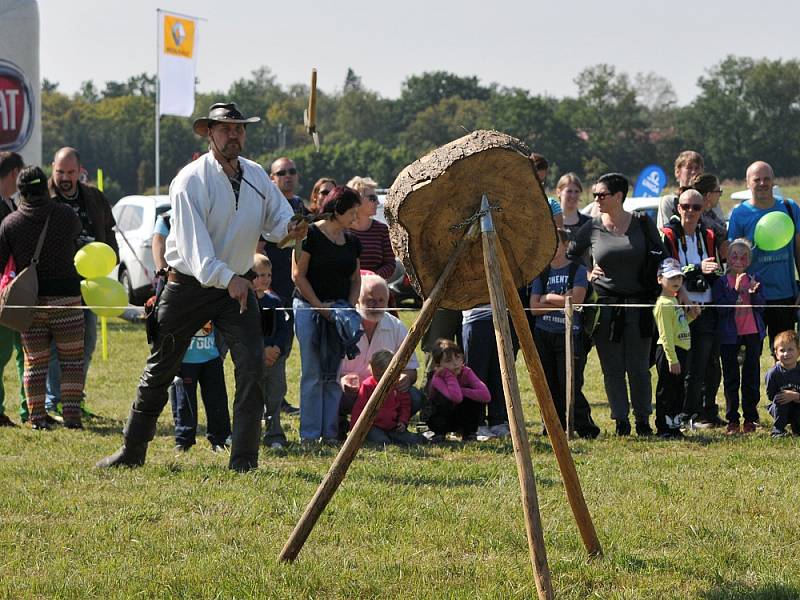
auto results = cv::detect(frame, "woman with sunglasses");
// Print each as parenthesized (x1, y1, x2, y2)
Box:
(690, 173, 728, 261)
(661, 187, 724, 429)
(568, 173, 665, 436)
(309, 177, 336, 214)
(346, 176, 396, 280)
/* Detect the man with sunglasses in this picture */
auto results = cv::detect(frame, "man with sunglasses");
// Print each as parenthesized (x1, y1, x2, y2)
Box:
(97, 102, 306, 472)
(261, 156, 307, 415)
(662, 188, 723, 429)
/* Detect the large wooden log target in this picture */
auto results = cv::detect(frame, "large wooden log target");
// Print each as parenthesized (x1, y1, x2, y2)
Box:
(384, 130, 557, 309)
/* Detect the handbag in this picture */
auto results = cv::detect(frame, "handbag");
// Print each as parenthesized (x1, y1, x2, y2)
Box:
(0, 214, 51, 332)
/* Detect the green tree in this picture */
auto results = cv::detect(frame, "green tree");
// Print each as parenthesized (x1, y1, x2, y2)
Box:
(399, 71, 491, 126)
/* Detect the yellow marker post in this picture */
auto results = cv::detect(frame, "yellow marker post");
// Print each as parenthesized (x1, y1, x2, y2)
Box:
(97, 168, 108, 361)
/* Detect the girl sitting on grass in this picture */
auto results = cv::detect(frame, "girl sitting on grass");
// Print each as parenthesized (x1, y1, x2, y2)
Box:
(425, 339, 490, 442)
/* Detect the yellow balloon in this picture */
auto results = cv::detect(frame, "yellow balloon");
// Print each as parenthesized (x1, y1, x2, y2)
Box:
(74, 242, 117, 279)
(80, 277, 128, 317)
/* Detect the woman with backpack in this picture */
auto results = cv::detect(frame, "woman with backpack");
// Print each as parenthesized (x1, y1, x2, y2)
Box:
(661, 187, 723, 429)
(567, 173, 665, 436)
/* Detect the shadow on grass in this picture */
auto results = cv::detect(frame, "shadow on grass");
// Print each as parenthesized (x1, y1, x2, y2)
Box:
(701, 583, 800, 600)
(367, 471, 559, 488)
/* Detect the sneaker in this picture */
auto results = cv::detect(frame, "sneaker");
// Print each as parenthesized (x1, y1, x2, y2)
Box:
(615, 420, 631, 437)
(63, 420, 83, 430)
(692, 418, 715, 430)
(771, 428, 789, 438)
(0, 413, 17, 427)
(635, 421, 653, 437)
(426, 433, 445, 443)
(476, 425, 495, 441)
(489, 423, 511, 438)
(321, 437, 340, 447)
(211, 443, 230, 453)
(462, 433, 478, 442)
(45, 413, 62, 426)
(281, 400, 300, 415)
(174, 444, 191, 453)
(742, 421, 757, 434)
(30, 419, 52, 431)
(269, 441, 285, 450)
(706, 415, 727, 428)
(726, 422, 741, 435)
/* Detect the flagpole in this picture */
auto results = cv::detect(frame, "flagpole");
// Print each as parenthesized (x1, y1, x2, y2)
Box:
(155, 8, 161, 194)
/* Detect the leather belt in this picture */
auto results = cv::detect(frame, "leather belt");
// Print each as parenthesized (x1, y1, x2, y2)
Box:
(167, 270, 200, 285)
(167, 269, 257, 285)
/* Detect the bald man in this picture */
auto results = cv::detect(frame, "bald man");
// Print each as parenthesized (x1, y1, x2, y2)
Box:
(728, 161, 800, 349)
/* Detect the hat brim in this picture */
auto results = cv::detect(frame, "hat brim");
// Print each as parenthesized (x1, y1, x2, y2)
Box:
(193, 116, 260, 137)
(660, 270, 684, 279)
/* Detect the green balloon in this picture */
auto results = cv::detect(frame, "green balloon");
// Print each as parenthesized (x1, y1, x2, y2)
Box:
(74, 242, 117, 279)
(754, 211, 794, 252)
(80, 277, 128, 317)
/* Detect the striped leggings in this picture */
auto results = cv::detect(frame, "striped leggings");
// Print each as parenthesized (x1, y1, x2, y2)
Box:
(21, 296, 85, 425)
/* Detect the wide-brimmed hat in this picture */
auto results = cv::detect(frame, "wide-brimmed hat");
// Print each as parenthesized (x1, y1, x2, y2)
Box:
(192, 102, 260, 136)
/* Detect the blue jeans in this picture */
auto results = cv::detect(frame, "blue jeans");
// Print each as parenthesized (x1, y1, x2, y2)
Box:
(294, 298, 341, 440)
(169, 357, 231, 447)
(46, 309, 96, 411)
(720, 334, 762, 424)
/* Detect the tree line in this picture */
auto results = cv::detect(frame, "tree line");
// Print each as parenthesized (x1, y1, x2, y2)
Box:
(41, 55, 800, 203)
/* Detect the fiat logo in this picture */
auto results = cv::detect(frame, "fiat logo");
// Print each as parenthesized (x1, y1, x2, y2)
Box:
(0, 60, 34, 151)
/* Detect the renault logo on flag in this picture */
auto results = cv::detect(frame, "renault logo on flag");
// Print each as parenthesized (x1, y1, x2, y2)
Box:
(163, 15, 195, 59)
(0, 60, 34, 151)
(171, 21, 186, 47)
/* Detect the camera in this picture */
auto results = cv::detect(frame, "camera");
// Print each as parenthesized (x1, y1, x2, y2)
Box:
(682, 264, 708, 293)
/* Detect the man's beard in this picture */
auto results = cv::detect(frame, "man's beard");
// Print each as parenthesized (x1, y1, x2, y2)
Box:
(358, 306, 384, 323)
(58, 179, 76, 194)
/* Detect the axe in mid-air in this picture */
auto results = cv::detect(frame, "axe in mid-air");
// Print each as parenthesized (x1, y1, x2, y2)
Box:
(304, 68, 319, 152)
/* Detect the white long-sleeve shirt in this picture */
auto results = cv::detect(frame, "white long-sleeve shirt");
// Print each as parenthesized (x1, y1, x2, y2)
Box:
(165, 152, 293, 289)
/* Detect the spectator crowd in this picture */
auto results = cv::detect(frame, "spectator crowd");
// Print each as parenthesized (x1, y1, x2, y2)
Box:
(1, 109, 799, 468)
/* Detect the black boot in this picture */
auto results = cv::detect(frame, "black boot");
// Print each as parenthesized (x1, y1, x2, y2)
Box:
(95, 408, 157, 469)
(95, 442, 147, 468)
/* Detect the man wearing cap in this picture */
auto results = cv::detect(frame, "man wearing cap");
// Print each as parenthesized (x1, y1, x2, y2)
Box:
(97, 102, 307, 472)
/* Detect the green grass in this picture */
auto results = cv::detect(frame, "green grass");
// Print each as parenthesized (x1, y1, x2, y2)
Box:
(1, 317, 799, 599)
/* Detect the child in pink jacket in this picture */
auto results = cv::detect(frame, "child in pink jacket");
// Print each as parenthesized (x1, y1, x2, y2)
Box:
(426, 338, 490, 441)
(350, 350, 421, 446)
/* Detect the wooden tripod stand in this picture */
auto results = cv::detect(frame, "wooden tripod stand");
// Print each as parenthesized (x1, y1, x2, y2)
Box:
(279, 196, 602, 599)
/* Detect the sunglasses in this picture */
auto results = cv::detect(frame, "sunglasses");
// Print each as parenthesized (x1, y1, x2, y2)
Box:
(364, 194, 379, 203)
(592, 191, 614, 200)
(679, 203, 704, 212)
(272, 168, 297, 176)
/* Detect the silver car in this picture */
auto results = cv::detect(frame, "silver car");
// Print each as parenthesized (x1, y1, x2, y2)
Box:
(111, 195, 171, 304)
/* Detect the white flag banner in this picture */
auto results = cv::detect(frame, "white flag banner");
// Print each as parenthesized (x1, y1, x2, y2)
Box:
(157, 10, 198, 117)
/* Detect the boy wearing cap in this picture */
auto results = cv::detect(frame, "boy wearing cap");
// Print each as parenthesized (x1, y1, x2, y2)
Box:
(653, 258, 696, 438)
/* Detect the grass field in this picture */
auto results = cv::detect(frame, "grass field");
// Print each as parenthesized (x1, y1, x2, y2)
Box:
(1, 313, 799, 600)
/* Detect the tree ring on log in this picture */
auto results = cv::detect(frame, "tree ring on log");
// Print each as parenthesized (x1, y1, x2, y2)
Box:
(385, 130, 557, 310)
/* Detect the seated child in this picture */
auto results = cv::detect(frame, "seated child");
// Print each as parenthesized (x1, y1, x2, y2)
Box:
(653, 258, 695, 439)
(170, 321, 231, 452)
(426, 338, 490, 441)
(253, 254, 291, 449)
(765, 330, 800, 438)
(350, 349, 420, 446)
(712, 238, 765, 435)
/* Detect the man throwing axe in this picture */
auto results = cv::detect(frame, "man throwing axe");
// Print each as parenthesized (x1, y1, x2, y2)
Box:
(97, 102, 307, 472)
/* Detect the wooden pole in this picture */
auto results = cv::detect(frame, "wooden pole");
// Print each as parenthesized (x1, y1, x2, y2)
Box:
(279, 220, 481, 563)
(480, 196, 553, 600)
(564, 297, 575, 439)
(495, 235, 603, 558)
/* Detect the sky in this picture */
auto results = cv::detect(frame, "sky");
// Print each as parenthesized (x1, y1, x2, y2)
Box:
(29, 0, 800, 105)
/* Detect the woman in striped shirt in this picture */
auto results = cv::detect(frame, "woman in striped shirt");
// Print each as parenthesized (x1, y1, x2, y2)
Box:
(346, 176, 396, 280)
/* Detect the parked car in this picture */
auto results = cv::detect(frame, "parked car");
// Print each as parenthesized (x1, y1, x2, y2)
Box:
(112, 195, 171, 304)
(580, 196, 661, 222)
